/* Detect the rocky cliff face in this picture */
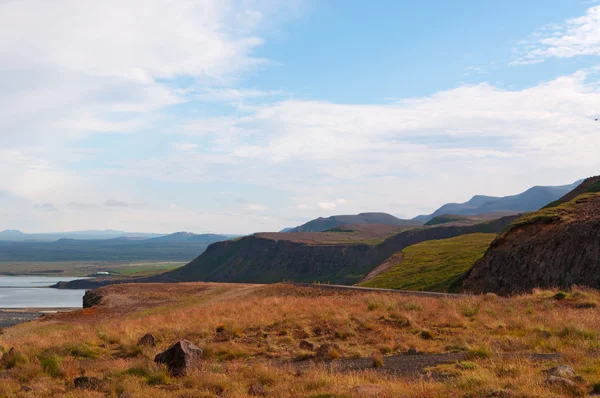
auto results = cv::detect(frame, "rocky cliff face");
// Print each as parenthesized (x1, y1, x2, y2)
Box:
(162, 215, 518, 285)
(463, 177, 600, 295)
(166, 235, 373, 285)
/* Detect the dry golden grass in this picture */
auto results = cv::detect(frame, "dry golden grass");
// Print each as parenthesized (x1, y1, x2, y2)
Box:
(1, 283, 599, 397)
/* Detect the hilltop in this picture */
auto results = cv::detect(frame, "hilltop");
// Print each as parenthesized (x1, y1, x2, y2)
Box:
(463, 176, 600, 294)
(287, 212, 421, 233)
(414, 180, 581, 223)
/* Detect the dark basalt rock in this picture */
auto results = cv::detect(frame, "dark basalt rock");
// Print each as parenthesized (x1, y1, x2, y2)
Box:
(154, 339, 203, 376)
(464, 177, 600, 295)
(74, 376, 103, 391)
(299, 340, 314, 351)
(82, 290, 103, 308)
(138, 333, 156, 347)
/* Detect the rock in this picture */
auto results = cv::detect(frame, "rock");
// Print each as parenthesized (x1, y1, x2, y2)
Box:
(545, 376, 582, 394)
(74, 376, 103, 391)
(82, 290, 103, 308)
(315, 343, 340, 360)
(543, 365, 576, 378)
(154, 339, 203, 376)
(299, 340, 314, 351)
(21, 386, 32, 392)
(138, 333, 157, 347)
(351, 385, 385, 397)
(481, 390, 517, 398)
(248, 384, 267, 396)
(406, 348, 419, 355)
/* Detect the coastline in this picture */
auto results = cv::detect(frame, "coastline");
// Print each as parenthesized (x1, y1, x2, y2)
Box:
(0, 308, 78, 329)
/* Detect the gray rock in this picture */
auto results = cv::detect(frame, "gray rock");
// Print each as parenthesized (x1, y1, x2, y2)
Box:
(543, 365, 576, 378)
(21, 386, 32, 392)
(154, 339, 203, 376)
(299, 340, 314, 351)
(138, 333, 156, 347)
(74, 376, 103, 391)
(545, 376, 582, 394)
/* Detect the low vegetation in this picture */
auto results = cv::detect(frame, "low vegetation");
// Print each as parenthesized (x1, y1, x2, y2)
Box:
(359, 233, 496, 292)
(1, 283, 599, 397)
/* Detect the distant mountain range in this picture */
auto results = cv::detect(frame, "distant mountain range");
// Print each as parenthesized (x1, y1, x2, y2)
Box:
(0, 232, 231, 263)
(413, 180, 583, 223)
(0, 229, 164, 242)
(0, 229, 238, 243)
(284, 212, 422, 233)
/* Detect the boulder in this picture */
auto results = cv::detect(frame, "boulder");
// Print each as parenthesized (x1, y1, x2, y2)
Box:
(299, 340, 314, 351)
(406, 348, 419, 355)
(154, 339, 203, 376)
(82, 290, 103, 308)
(545, 376, 582, 395)
(543, 365, 576, 378)
(74, 376, 104, 391)
(315, 343, 340, 360)
(138, 333, 157, 347)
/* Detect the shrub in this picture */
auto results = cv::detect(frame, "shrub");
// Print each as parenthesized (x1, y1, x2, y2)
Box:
(39, 353, 63, 378)
(420, 330, 434, 340)
(553, 291, 569, 300)
(372, 354, 384, 368)
(467, 346, 491, 359)
(457, 361, 478, 370)
(462, 304, 480, 318)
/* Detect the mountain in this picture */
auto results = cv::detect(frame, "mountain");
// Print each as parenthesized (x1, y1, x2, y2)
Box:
(463, 176, 600, 295)
(0, 233, 230, 263)
(287, 212, 422, 233)
(414, 180, 583, 223)
(0, 229, 163, 242)
(136, 215, 517, 287)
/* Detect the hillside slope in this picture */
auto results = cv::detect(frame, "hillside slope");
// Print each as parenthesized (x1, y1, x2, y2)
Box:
(463, 176, 600, 295)
(159, 215, 517, 286)
(414, 181, 581, 222)
(288, 212, 421, 233)
(359, 233, 497, 292)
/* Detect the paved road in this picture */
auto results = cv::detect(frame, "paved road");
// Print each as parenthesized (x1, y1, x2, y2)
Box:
(290, 283, 464, 298)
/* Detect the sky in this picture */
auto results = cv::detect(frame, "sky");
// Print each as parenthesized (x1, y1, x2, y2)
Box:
(1, 0, 600, 234)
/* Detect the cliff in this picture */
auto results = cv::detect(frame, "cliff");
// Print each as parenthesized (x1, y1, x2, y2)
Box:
(463, 176, 600, 295)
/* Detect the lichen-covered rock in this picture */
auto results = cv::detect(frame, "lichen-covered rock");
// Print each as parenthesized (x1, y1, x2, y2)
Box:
(543, 365, 576, 379)
(545, 376, 583, 395)
(154, 340, 203, 376)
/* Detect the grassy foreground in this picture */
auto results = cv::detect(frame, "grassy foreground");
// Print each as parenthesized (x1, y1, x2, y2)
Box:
(1, 283, 600, 397)
(359, 233, 497, 292)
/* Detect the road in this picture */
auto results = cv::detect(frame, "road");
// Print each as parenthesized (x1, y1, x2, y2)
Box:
(290, 283, 464, 298)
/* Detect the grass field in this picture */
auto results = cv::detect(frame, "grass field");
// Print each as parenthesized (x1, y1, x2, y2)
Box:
(359, 233, 497, 292)
(1, 283, 599, 397)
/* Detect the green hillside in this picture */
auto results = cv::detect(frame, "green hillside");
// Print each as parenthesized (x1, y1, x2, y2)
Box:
(359, 233, 496, 292)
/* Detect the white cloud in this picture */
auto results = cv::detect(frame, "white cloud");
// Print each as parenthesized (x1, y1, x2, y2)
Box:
(317, 202, 337, 210)
(0, 0, 279, 146)
(513, 5, 600, 64)
(336, 198, 347, 204)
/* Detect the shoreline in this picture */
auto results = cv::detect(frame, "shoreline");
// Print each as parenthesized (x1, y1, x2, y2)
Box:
(0, 307, 79, 329)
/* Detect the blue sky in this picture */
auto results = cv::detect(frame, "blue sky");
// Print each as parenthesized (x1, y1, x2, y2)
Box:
(1, 0, 600, 233)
